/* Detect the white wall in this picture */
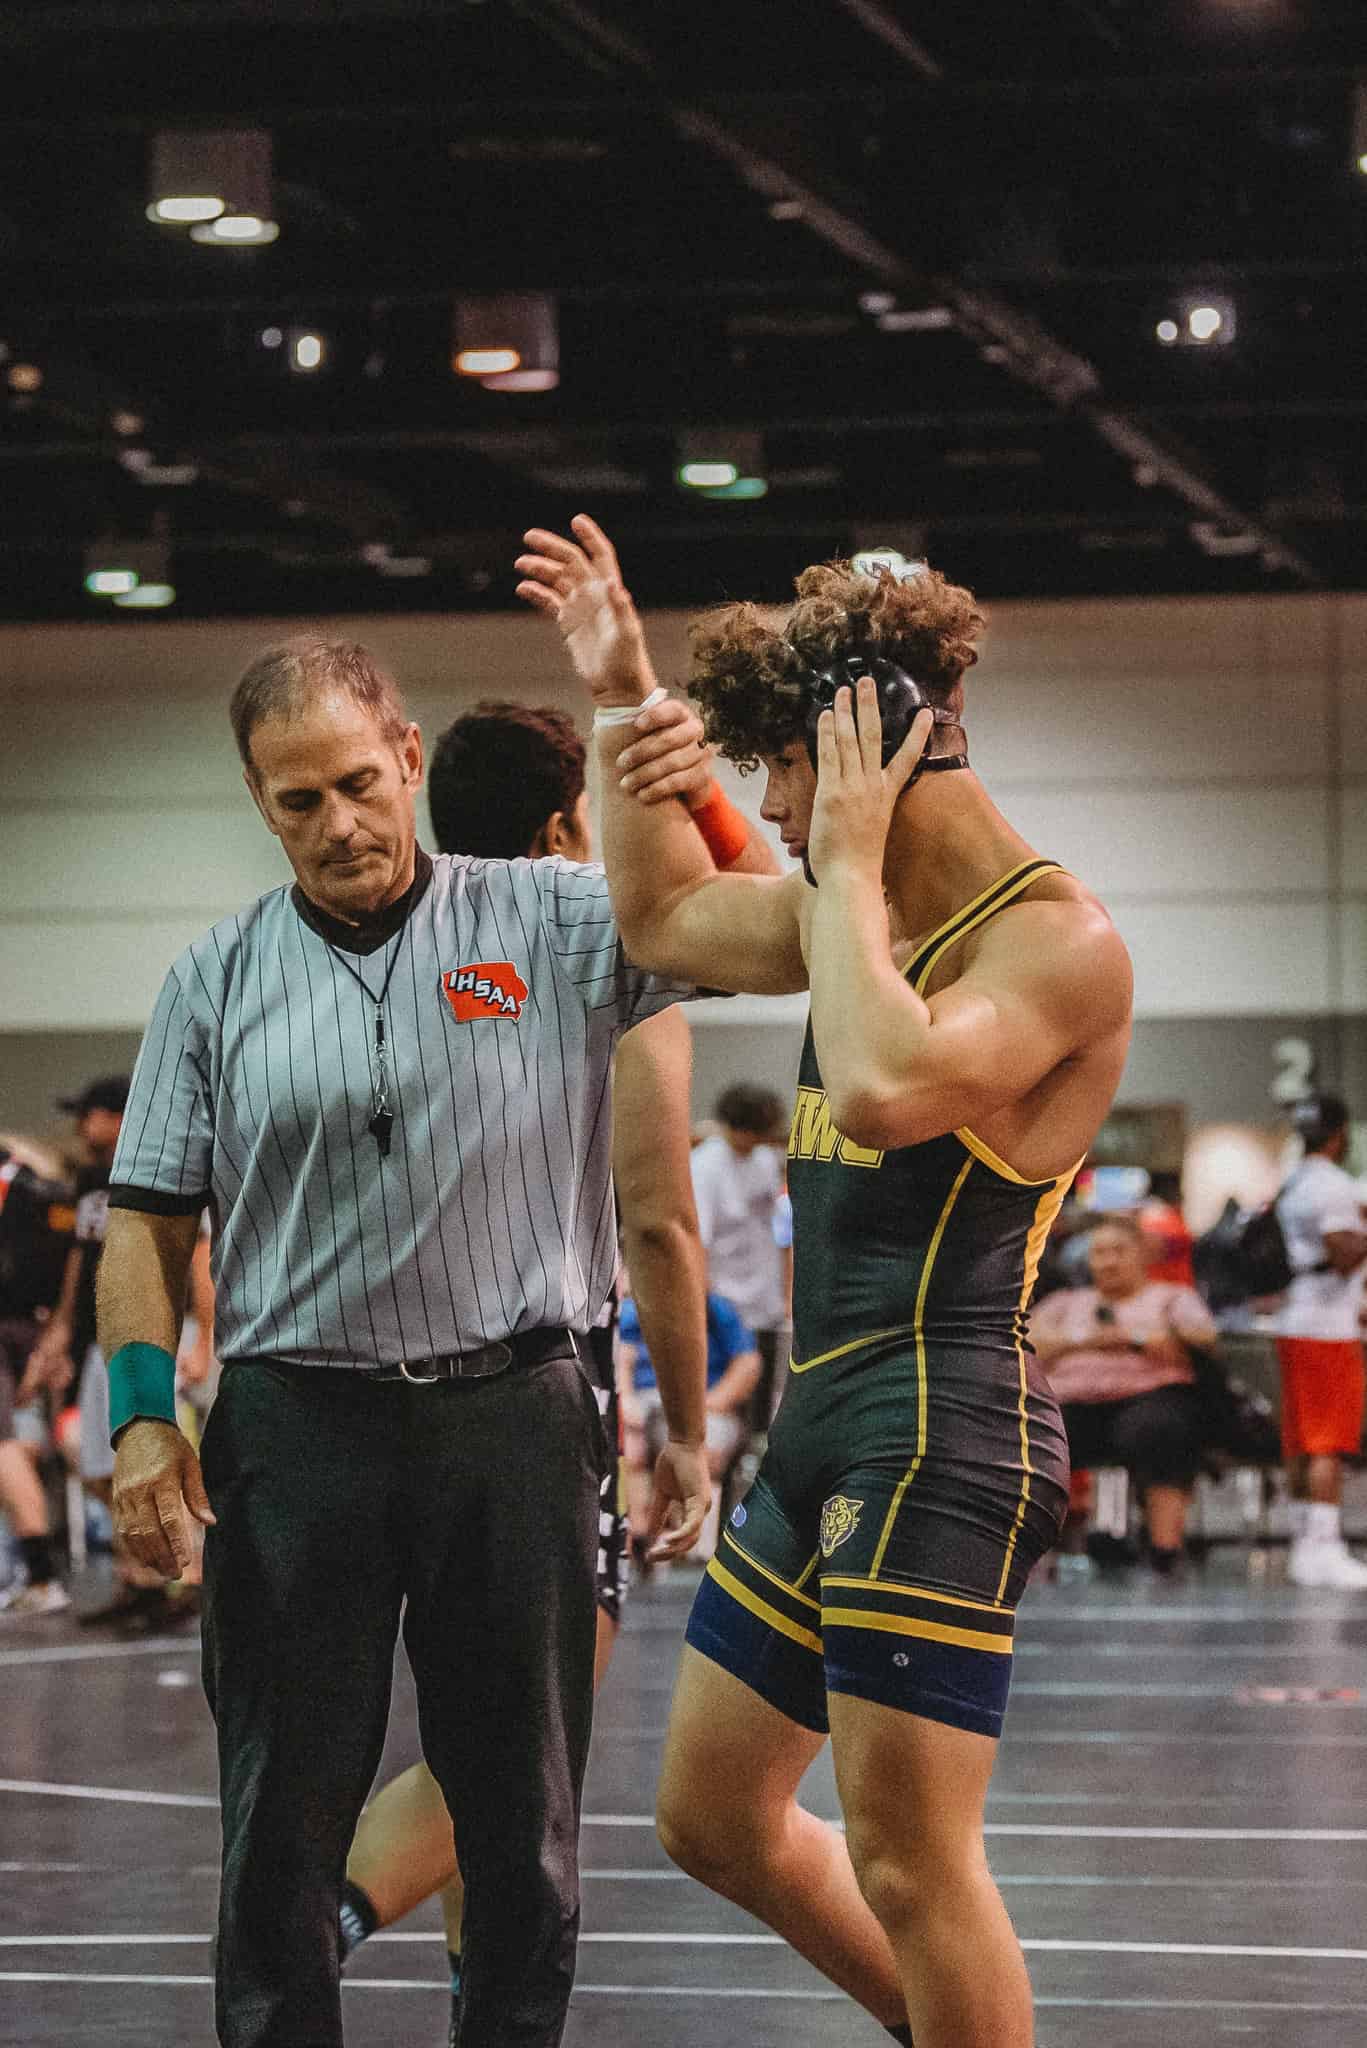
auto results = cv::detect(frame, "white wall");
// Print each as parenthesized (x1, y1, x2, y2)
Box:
(2, 592, 1364, 1039)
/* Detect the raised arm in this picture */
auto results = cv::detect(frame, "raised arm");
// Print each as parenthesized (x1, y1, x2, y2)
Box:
(516, 516, 806, 994)
(612, 1007, 709, 1559)
(97, 1206, 215, 1576)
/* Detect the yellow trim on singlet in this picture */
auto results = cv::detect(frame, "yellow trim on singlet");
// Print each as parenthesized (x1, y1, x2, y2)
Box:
(707, 1557, 823, 1656)
(789, 1321, 920, 1376)
(868, 1153, 976, 1578)
(793, 1550, 822, 1592)
(819, 1575, 1009, 1617)
(955, 1124, 1052, 1188)
(994, 1165, 1081, 1605)
(823, 1607, 1014, 1656)
(721, 1529, 822, 1613)
(907, 859, 1065, 997)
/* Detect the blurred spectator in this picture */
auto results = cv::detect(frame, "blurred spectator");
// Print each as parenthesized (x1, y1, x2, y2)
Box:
(0, 1143, 76, 1616)
(619, 1288, 760, 1559)
(1274, 1095, 1367, 1589)
(1030, 1214, 1218, 1573)
(22, 1077, 194, 1625)
(1138, 1173, 1196, 1287)
(690, 1084, 787, 1425)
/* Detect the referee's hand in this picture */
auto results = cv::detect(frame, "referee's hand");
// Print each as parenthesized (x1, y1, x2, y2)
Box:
(646, 1440, 711, 1563)
(112, 1419, 216, 1580)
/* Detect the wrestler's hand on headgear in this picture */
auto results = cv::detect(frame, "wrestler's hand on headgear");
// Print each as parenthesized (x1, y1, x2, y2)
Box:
(514, 515, 657, 706)
(616, 698, 715, 809)
(805, 677, 933, 884)
(645, 1438, 711, 1563)
(112, 1418, 216, 1581)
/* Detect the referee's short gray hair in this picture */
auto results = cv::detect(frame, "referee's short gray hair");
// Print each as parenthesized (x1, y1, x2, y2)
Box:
(230, 636, 411, 774)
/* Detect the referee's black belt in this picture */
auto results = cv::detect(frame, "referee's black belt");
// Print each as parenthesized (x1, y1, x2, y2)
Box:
(369, 1326, 575, 1383)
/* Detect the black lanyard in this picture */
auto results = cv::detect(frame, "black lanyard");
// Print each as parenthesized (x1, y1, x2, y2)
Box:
(328, 920, 411, 1158)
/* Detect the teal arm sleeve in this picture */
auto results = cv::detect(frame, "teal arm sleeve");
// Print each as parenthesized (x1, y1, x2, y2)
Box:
(107, 1342, 178, 1442)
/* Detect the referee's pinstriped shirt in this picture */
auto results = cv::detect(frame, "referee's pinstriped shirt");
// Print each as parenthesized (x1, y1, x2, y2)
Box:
(109, 851, 693, 1367)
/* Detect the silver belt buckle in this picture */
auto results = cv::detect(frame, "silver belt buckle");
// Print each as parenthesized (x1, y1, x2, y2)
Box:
(398, 1357, 440, 1384)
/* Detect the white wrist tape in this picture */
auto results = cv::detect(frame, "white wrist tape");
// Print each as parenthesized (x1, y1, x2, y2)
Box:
(593, 686, 667, 729)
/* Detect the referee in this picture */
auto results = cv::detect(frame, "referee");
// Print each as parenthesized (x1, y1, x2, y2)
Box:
(97, 637, 713, 2048)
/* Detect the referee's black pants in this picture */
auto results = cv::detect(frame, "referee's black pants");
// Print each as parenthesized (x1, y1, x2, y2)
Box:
(198, 1346, 603, 2048)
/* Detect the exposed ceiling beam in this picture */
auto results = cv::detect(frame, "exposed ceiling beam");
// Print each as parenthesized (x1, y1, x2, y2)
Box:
(762, 0, 1318, 582)
(7, 501, 1364, 562)
(829, 0, 943, 81)
(7, 397, 1367, 470)
(6, 256, 1366, 333)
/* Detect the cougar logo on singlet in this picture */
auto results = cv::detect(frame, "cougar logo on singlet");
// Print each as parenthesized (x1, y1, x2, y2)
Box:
(819, 1494, 865, 1557)
(441, 962, 529, 1023)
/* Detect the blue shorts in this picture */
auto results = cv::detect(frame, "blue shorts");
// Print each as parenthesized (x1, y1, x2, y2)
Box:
(685, 1343, 1067, 1741)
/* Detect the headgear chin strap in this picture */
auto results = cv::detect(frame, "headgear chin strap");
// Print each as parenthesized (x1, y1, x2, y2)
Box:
(794, 650, 968, 886)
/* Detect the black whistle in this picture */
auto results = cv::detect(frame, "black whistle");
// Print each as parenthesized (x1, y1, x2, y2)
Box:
(369, 1107, 395, 1157)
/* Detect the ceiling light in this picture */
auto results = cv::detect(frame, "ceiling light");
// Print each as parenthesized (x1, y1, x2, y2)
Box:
(114, 583, 177, 609)
(679, 461, 739, 489)
(149, 196, 224, 225)
(191, 216, 280, 247)
(876, 306, 954, 333)
(7, 362, 43, 393)
(481, 367, 561, 393)
(768, 199, 804, 222)
(147, 129, 272, 234)
(84, 538, 170, 597)
(677, 429, 762, 494)
(859, 291, 896, 316)
(700, 476, 769, 501)
(1156, 296, 1236, 347)
(453, 293, 559, 389)
(458, 348, 521, 375)
(260, 326, 284, 350)
(290, 331, 325, 373)
(110, 409, 144, 437)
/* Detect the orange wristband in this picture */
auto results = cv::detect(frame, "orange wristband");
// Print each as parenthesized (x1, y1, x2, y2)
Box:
(690, 785, 749, 868)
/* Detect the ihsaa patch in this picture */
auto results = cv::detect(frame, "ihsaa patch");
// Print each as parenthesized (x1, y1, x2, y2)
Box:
(819, 1494, 864, 1558)
(730, 1503, 747, 1528)
(441, 961, 528, 1023)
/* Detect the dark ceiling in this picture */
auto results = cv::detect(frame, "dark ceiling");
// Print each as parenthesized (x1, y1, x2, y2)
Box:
(3, 0, 1366, 621)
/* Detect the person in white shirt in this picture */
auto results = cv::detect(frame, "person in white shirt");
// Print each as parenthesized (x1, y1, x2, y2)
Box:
(689, 1085, 788, 1425)
(1275, 1095, 1367, 1589)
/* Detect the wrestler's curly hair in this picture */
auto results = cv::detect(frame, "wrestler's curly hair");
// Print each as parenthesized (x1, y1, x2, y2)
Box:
(686, 558, 985, 772)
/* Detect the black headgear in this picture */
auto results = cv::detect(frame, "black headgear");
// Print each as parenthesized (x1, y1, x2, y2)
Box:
(791, 651, 968, 887)
(795, 651, 967, 778)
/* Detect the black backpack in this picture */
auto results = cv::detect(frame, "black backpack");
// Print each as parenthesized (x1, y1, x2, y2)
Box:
(1193, 1190, 1295, 1313)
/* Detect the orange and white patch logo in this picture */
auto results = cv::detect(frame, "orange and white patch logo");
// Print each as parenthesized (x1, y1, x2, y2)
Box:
(441, 961, 529, 1023)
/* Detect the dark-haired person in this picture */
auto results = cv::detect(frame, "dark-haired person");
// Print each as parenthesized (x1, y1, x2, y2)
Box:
(517, 516, 1132, 2048)
(336, 697, 777, 2041)
(690, 1082, 788, 1426)
(0, 1138, 75, 1618)
(1029, 1213, 1217, 1573)
(1274, 1094, 1367, 1589)
(95, 636, 742, 2048)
